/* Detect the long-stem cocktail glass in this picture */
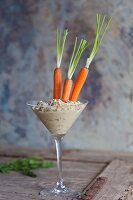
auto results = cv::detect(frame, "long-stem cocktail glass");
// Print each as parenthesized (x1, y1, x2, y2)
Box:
(27, 100, 88, 198)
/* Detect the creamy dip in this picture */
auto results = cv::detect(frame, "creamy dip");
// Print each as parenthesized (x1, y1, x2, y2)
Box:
(32, 99, 85, 136)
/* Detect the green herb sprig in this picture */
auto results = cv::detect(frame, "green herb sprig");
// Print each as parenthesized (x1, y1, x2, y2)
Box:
(0, 157, 54, 177)
(68, 38, 88, 79)
(56, 29, 68, 67)
(86, 14, 112, 68)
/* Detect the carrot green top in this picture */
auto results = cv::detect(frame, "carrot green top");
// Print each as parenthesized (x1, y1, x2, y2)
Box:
(68, 37, 88, 79)
(86, 14, 112, 68)
(56, 29, 68, 68)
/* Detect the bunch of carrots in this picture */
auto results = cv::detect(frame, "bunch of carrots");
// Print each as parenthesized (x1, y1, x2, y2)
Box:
(53, 14, 112, 102)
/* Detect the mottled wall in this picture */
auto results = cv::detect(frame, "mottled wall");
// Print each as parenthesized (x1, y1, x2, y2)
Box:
(0, 0, 133, 151)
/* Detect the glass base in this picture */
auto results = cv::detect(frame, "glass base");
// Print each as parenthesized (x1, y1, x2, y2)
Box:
(39, 184, 81, 199)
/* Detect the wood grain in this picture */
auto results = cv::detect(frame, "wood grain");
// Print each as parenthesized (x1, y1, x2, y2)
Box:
(87, 160, 133, 200)
(81, 177, 107, 200)
(1, 146, 133, 199)
(118, 186, 133, 200)
(1, 145, 133, 163)
(0, 157, 105, 200)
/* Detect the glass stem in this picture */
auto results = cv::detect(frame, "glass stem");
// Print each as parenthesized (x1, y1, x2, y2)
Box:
(54, 136, 65, 189)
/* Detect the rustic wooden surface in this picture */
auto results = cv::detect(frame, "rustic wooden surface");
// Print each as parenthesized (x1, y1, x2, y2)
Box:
(0, 157, 105, 200)
(0, 146, 133, 200)
(1, 145, 133, 162)
(81, 160, 133, 200)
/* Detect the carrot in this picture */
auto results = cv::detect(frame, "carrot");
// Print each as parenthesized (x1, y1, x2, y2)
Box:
(69, 14, 112, 101)
(54, 67, 62, 99)
(53, 29, 68, 99)
(70, 67, 88, 101)
(62, 38, 88, 102)
(62, 79, 73, 102)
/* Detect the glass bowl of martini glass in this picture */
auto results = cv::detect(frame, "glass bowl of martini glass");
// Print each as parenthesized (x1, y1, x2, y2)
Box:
(27, 99, 88, 199)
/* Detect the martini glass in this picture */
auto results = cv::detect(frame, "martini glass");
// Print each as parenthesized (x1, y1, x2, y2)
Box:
(27, 100, 88, 199)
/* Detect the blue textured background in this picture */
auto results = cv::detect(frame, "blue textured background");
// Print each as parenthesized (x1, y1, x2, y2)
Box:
(0, 0, 133, 151)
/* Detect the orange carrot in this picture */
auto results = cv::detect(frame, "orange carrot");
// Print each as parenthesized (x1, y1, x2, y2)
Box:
(62, 79, 73, 102)
(61, 38, 88, 102)
(54, 67, 62, 99)
(70, 14, 112, 101)
(69, 67, 88, 101)
(54, 29, 68, 99)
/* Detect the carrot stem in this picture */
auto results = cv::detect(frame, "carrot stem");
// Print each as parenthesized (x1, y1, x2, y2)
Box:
(86, 14, 112, 68)
(56, 29, 68, 67)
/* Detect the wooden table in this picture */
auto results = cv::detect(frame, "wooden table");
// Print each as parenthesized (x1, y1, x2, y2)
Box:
(0, 146, 133, 200)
